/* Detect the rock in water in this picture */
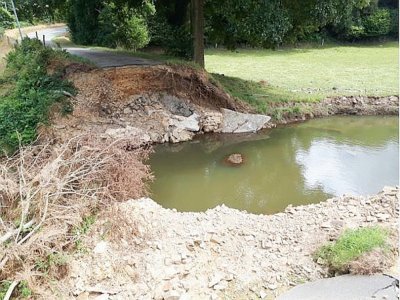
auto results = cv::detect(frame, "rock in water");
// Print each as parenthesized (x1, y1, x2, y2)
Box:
(225, 153, 244, 165)
(221, 108, 271, 133)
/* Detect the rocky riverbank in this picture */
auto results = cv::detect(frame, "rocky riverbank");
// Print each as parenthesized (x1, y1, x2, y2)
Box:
(63, 187, 398, 300)
(47, 65, 398, 147)
(269, 95, 399, 126)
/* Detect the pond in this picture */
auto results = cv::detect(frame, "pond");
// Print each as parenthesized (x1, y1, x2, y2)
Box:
(149, 116, 399, 214)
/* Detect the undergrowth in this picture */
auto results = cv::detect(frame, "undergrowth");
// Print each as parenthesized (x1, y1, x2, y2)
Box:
(315, 226, 389, 274)
(0, 38, 76, 154)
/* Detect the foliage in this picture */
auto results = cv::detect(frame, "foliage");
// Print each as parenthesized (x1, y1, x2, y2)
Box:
(363, 8, 392, 36)
(68, 0, 101, 45)
(0, 7, 14, 29)
(148, 0, 192, 58)
(315, 227, 388, 273)
(12, 0, 69, 23)
(69, 0, 154, 50)
(0, 38, 75, 153)
(205, 0, 292, 49)
(97, 1, 154, 50)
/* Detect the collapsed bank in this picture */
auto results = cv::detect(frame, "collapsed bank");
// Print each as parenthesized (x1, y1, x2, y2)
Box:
(45, 65, 399, 299)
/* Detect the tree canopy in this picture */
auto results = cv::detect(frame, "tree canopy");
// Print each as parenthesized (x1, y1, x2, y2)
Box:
(3, 0, 397, 63)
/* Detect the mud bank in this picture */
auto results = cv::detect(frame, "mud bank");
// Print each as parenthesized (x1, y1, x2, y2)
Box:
(63, 187, 398, 300)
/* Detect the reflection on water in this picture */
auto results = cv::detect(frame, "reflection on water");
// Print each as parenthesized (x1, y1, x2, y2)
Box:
(149, 116, 399, 214)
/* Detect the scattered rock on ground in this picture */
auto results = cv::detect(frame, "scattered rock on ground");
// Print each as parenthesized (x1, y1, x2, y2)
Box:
(62, 187, 398, 299)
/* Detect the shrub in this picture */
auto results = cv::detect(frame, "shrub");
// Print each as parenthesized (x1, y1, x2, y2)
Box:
(363, 8, 392, 37)
(0, 38, 75, 154)
(389, 8, 399, 37)
(315, 227, 389, 274)
(0, 7, 14, 29)
(97, 2, 153, 50)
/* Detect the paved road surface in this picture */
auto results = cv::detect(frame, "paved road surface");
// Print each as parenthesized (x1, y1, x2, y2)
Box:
(277, 274, 399, 300)
(26, 26, 160, 68)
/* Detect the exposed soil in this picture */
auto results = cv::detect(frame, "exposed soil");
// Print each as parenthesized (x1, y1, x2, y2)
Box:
(46, 64, 398, 148)
(61, 187, 398, 300)
(44, 65, 252, 146)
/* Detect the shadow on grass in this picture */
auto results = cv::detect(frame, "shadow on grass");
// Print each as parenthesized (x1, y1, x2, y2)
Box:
(211, 73, 321, 113)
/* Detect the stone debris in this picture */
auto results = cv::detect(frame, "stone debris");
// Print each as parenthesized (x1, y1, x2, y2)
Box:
(63, 187, 398, 299)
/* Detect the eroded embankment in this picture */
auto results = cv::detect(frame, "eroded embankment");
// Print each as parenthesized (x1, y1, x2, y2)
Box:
(35, 65, 399, 299)
(46, 65, 399, 146)
(62, 187, 398, 300)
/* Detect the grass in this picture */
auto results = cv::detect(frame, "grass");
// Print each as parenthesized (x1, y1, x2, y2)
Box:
(206, 42, 399, 100)
(315, 226, 388, 273)
(211, 73, 319, 113)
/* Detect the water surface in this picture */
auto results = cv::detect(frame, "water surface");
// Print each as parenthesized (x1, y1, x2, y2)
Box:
(149, 116, 399, 214)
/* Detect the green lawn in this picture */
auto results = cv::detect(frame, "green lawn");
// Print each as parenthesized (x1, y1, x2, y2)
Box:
(206, 42, 399, 99)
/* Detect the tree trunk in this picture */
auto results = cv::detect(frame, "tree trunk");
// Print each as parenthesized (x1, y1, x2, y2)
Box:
(192, 0, 204, 68)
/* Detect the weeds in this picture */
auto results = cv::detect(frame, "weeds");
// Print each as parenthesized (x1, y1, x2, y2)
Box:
(315, 226, 390, 274)
(0, 280, 31, 299)
(0, 38, 77, 154)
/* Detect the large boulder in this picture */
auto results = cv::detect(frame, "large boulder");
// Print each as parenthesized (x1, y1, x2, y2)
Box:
(159, 95, 194, 117)
(201, 111, 223, 133)
(221, 109, 271, 133)
(169, 113, 200, 132)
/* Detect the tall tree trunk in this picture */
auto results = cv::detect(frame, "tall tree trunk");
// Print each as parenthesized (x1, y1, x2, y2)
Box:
(192, 0, 204, 68)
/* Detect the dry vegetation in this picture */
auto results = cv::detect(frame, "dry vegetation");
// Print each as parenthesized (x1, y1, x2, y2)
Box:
(0, 136, 152, 298)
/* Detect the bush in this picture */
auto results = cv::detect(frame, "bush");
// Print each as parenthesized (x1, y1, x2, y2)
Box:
(389, 8, 399, 37)
(0, 7, 14, 29)
(363, 8, 392, 37)
(148, 15, 192, 59)
(315, 227, 388, 274)
(98, 2, 152, 50)
(0, 38, 75, 154)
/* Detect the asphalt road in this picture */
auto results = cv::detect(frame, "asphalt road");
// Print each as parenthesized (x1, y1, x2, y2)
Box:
(26, 26, 160, 68)
(277, 274, 399, 300)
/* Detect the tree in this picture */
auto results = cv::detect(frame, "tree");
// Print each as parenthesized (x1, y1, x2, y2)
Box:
(192, 0, 204, 67)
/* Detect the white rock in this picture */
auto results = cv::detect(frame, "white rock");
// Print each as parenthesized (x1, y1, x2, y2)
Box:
(213, 280, 228, 290)
(94, 294, 109, 300)
(169, 128, 194, 143)
(259, 290, 267, 299)
(376, 213, 390, 221)
(201, 112, 223, 132)
(93, 241, 109, 254)
(123, 107, 132, 114)
(208, 272, 225, 288)
(221, 109, 271, 133)
(163, 290, 181, 300)
(170, 113, 200, 132)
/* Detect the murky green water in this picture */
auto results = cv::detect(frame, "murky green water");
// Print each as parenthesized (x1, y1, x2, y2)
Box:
(149, 116, 399, 214)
